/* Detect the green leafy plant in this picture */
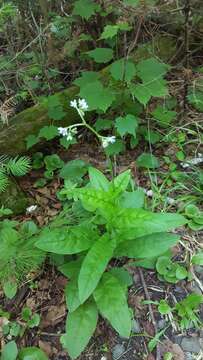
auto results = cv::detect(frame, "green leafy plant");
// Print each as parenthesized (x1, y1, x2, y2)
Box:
(21, 307, 40, 329)
(156, 256, 188, 283)
(184, 204, 203, 231)
(34, 167, 186, 359)
(0, 156, 30, 193)
(0, 219, 44, 299)
(0, 341, 48, 360)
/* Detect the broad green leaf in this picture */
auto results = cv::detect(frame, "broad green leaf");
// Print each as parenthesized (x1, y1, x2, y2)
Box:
(109, 268, 133, 288)
(72, 0, 100, 20)
(35, 223, 98, 254)
(119, 189, 145, 208)
(47, 95, 66, 120)
(18, 347, 48, 360)
(136, 153, 160, 168)
(87, 48, 113, 63)
(136, 58, 170, 83)
(60, 159, 88, 181)
(59, 257, 84, 278)
(79, 81, 116, 112)
(74, 71, 100, 88)
(115, 114, 138, 137)
(175, 265, 188, 280)
(115, 233, 180, 258)
(95, 118, 113, 131)
(185, 204, 199, 218)
(94, 273, 131, 337)
(113, 170, 131, 192)
(89, 167, 109, 191)
(147, 79, 169, 97)
(26, 134, 39, 150)
(104, 139, 125, 156)
(38, 125, 58, 141)
(156, 256, 171, 275)
(130, 83, 151, 106)
(110, 59, 136, 82)
(44, 154, 64, 171)
(158, 300, 172, 315)
(78, 234, 115, 303)
(1, 341, 18, 360)
(151, 106, 177, 127)
(100, 25, 119, 39)
(3, 280, 17, 299)
(61, 301, 98, 359)
(192, 251, 203, 265)
(65, 277, 81, 313)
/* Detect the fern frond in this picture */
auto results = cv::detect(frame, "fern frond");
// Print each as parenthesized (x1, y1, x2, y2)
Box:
(0, 169, 9, 192)
(6, 156, 31, 176)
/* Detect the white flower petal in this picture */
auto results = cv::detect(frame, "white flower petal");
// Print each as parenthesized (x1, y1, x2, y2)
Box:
(70, 99, 77, 108)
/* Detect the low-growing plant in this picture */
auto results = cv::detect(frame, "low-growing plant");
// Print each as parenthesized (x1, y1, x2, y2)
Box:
(156, 256, 188, 284)
(184, 204, 203, 231)
(157, 293, 203, 330)
(0, 219, 44, 299)
(0, 341, 48, 360)
(0, 155, 30, 193)
(34, 166, 186, 359)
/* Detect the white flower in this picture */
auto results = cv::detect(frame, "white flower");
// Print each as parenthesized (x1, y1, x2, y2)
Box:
(70, 99, 77, 109)
(71, 127, 78, 134)
(101, 136, 116, 148)
(26, 205, 37, 213)
(181, 153, 203, 168)
(58, 127, 68, 136)
(78, 98, 88, 111)
(146, 190, 153, 197)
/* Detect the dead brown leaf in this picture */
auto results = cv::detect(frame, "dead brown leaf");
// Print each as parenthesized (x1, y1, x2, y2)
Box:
(38, 340, 53, 356)
(40, 304, 66, 328)
(160, 339, 185, 360)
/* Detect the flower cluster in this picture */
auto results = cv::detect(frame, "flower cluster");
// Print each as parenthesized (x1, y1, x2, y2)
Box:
(101, 136, 116, 148)
(70, 98, 88, 114)
(58, 127, 77, 141)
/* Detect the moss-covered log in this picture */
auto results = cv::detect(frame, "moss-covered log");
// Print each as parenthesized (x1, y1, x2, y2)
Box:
(0, 35, 177, 156)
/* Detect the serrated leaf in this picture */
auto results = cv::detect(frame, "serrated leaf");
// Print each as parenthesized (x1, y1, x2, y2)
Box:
(147, 79, 169, 97)
(110, 59, 136, 82)
(79, 81, 115, 112)
(115, 114, 138, 137)
(130, 83, 151, 106)
(94, 273, 131, 337)
(152, 106, 177, 127)
(47, 95, 66, 120)
(26, 134, 39, 150)
(136, 58, 170, 83)
(115, 233, 180, 258)
(72, 0, 100, 20)
(100, 25, 119, 39)
(35, 223, 97, 254)
(87, 48, 113, 63)
(74, 71, 100, 88)
(1, 341, 18, 360)
(89, 167, 110, 191)
(104, 139, 125, 156)
(136, 153, 160, 168)
(78, 234, 115, 303)
(95, 118, 113, 131)
(38, 125, 58, 140)
(61, 301, 98, 359)
(60, 160, 88, 181)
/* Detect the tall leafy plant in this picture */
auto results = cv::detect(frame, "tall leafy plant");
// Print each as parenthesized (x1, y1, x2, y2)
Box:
(35, 167, 186, 359)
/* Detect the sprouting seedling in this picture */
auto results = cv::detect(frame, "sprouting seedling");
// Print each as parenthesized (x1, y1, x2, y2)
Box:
(58, 98, 116, 148)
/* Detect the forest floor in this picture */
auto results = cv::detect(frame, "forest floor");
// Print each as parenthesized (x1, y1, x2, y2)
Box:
(0, 140, 203, 360)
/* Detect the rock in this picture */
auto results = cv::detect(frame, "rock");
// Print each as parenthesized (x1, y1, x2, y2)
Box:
(157, 318, 167, 330)
(0, 181, 28, 214)
(185, 352, 194, 360)
(131, 319, 141, 333)
(180, 337, 201, 353)
(112, 344, 125, 360)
